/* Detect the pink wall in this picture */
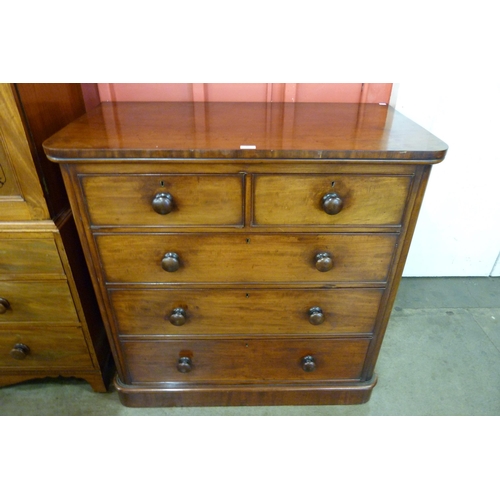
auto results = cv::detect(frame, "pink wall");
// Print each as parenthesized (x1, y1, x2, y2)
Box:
(97, 83, 392, 104)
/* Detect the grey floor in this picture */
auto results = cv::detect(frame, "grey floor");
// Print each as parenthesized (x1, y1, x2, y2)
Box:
(1, 277, 499, 416)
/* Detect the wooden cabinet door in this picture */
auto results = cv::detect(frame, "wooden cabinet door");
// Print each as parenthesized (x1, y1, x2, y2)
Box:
(0, 84, 49, 221)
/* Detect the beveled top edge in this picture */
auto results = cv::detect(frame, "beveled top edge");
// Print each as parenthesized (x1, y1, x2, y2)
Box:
(45, 149, 447, 163)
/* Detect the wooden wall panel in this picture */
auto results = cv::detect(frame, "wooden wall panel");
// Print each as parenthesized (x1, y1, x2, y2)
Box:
(96, 83, 392, 104)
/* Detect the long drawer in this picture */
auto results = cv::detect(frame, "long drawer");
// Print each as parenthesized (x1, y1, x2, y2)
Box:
(0, 281, 79, 324)
(110, 287, 384, 336)
(80, 174, 245, 227)
(96, 233, 397, 284)
(253, 173, 412, 226)
(0, 327, 93, 369)
(120, 337, 370, 383)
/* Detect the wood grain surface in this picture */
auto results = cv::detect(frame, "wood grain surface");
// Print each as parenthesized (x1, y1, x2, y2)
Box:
(110, 287, 384, 336)
(95, 233, 397, 284)
(43, 102, 448, 162)
(120, 337, 370, 383)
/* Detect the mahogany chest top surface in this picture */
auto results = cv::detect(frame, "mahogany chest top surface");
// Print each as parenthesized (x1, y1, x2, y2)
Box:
(43, 102, 447, 162)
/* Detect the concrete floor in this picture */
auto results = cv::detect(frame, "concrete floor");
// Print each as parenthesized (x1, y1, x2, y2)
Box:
(1, 277, 499, 416)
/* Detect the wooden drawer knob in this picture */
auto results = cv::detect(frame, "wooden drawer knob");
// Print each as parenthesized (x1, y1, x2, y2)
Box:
(161, 252, 180, 272)
(0, 298, 10, 314)
(170, 307, 187, 326)
(177, 356, 192, 373)
(10, 343, 30, 360)
(152, 192, 174, 215)
(321, 192, 343, 215)
(315, 252, 333, 272)
(301, 355, 317, 372)
(308, 307, 325, 325)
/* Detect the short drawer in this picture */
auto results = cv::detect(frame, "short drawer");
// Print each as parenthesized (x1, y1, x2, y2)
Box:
(80, 174, 244, 227)
(96, 233, 397, 284)
(0, 327, 93, 369)
(0, 281, 79, 324)
(110, 288, 384, 336)
(253, 173, 412, 226)
(120, 337, 370, 383)
(0, 235, 64, 279)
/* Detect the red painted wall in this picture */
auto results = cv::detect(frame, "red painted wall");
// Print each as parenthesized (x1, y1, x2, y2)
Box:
(97, 83, 392, 104)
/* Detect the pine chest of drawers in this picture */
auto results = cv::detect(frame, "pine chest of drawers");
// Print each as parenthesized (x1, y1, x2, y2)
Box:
(44, 102, 447, 407)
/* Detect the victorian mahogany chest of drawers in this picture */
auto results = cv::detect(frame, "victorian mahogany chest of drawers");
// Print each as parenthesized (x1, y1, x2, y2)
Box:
(44, 102, 447, 407)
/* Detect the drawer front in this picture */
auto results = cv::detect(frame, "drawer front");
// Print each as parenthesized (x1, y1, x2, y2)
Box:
(253, 174, 412, 226)
(80, 174, 244, 226)
(110, 288, 384, 336)
(0, 236, 63, 279)
(96, 233, 397, 284)
(121, 337, 370, 383)
(0, 327, 93, 369)
(0, 281, 78, 324)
